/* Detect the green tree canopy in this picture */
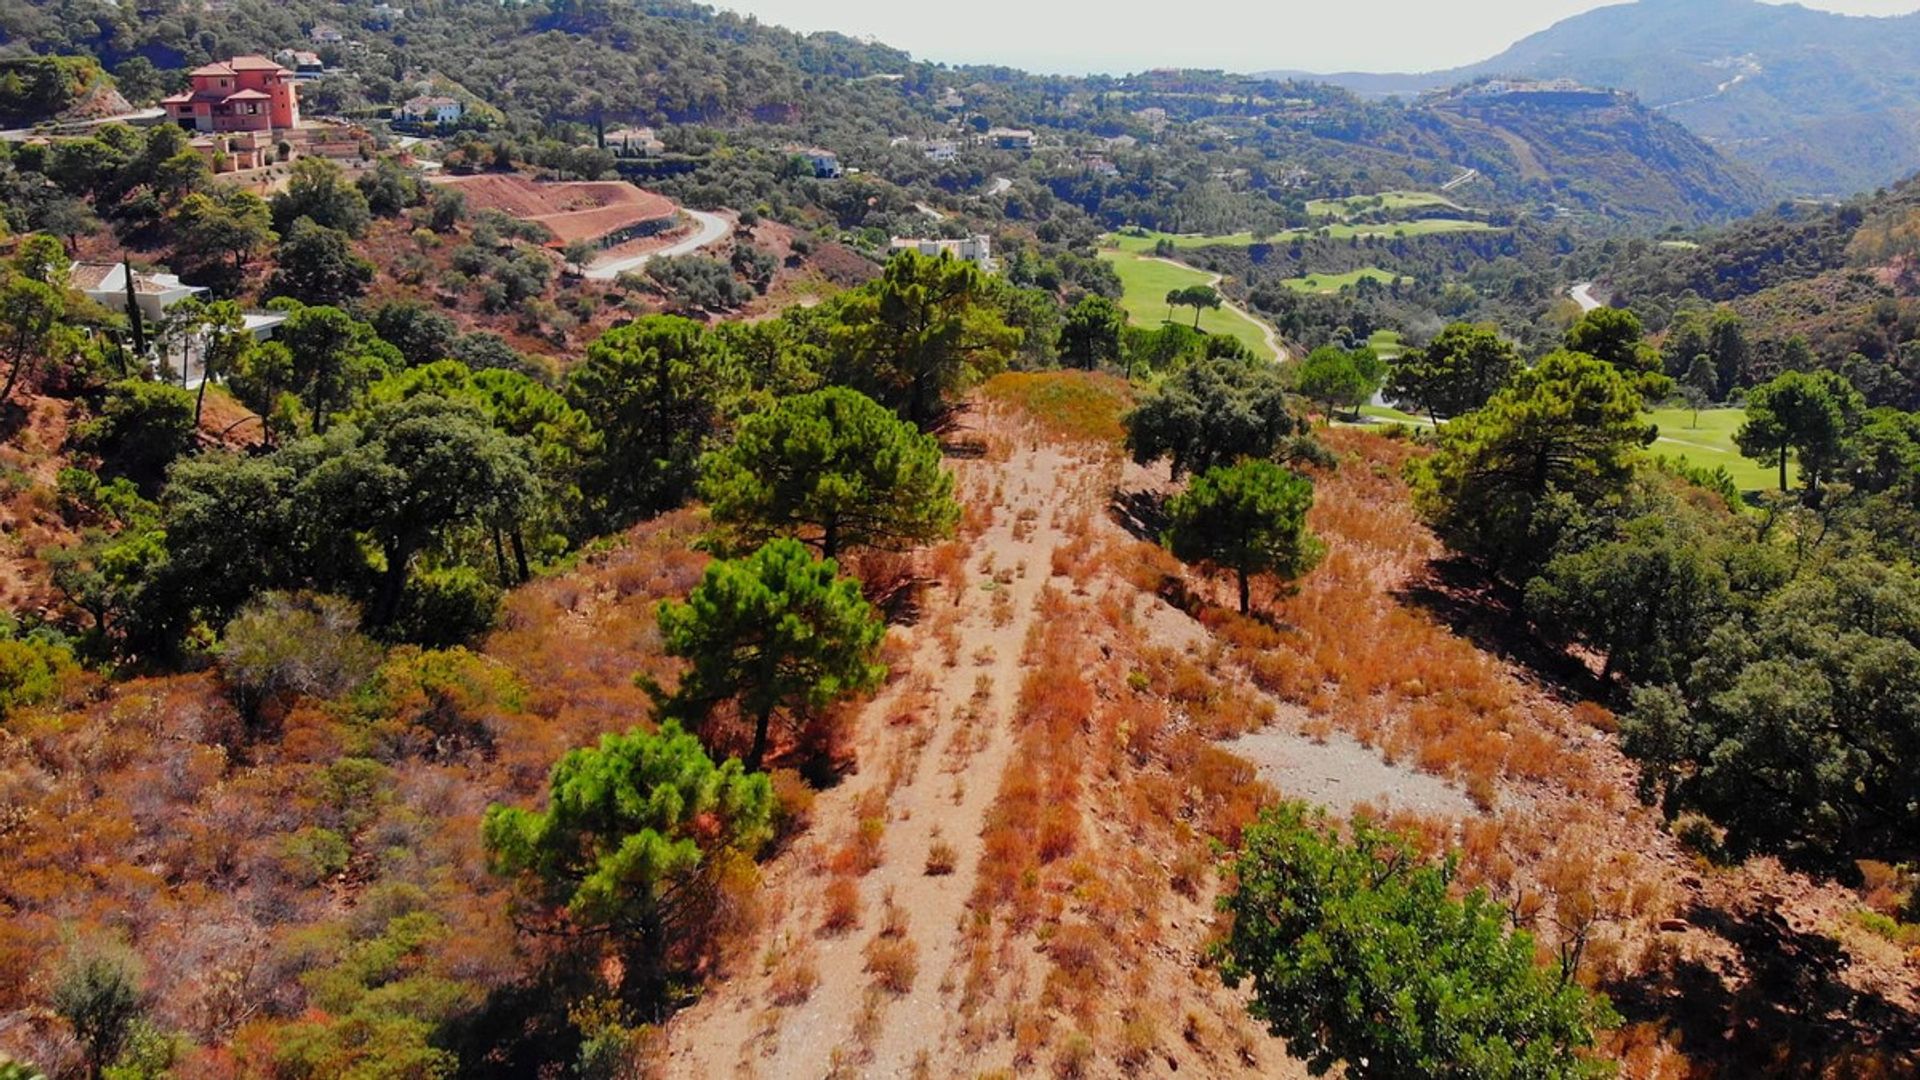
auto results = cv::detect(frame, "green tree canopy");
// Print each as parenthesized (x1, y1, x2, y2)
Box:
(0, 274, 66, 405)
(76, 379, 197, 496)
(1164, 459, 1323, 614)
(1624, 557, 1920, 866)
(483, 719, 774, 1003)
(1295, 344, 1382, 420)
(271, 157, 372, 236)
(1220, 804, 1616, 1080)
(1410, 350, 1655, 577)
(827, 249, 1021, 426)
(299, 395, 538, 629)
(1524, 513, 1731, 685)
(267, 217, 376, 308)
(1386, 322, 1520, 424)
(658, 538, 886, 771)
(699, 386, 958, 559)
(1124, 356, 1298, 480)
(1056, 294, 1125, 370)
(171, 187, 275, 273)
(275, 303, 401, 433)
(565, 315, 739, 529)
(1735, 369, 1865, 494)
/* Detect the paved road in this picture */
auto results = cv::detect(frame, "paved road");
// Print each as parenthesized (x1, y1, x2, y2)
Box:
(584, 209, 731, 280)
(1569, 281, 1604, 313)
(983, 176, 1012, 197)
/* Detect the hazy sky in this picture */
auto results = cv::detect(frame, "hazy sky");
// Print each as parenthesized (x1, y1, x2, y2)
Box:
(709, 0, 1920, 75)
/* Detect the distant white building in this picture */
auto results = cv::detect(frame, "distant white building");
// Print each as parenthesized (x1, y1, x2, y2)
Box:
(605, 126, 665, 158)
(399, 95, 462, 125)
(787, 145, 842, 178)
(921, 139, 959, 164)
(986, 127, 1034, 151)
(889, 234, 995, 272)
(309, 23, 345, 44)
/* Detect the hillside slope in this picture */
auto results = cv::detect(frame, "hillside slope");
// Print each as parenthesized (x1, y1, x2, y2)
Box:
(1270, 0, 1920, 196)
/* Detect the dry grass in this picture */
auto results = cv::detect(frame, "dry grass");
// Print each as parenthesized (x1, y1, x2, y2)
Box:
(864, 934, 919, 995)
(979, 371, 1134, 448)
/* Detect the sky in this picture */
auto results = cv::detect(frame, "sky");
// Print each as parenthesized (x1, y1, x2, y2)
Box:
(708, 0, 1920, 75)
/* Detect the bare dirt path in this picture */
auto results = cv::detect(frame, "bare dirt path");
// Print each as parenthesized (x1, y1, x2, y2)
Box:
(663, 423, 1085, 1078)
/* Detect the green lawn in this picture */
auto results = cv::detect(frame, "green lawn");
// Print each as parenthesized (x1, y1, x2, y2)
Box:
(1099, 247, 1278, 362)
(1107, 218, 1496, 254)
(1367, 329, 1406, 360)
(1283, 267, 1407, 294)
(1645, 407, 1796, 493)
(1306, 190, 1461, 219)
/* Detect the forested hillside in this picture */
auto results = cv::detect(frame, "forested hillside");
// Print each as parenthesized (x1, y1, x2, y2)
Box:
(0, 0, 1765, 229)
(1278, 0, 1920, 197)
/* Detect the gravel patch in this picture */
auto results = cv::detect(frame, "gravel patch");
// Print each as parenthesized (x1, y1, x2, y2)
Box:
(1223, 726, 1477, 819)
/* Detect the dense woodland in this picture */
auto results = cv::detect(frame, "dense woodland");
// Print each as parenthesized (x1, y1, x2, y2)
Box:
(0, 1, 1918, 1079)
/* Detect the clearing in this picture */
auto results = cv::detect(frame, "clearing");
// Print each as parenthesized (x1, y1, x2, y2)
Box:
(1305, 190, 1463, 218)
(426, 173, 676, 247)
(1283, 266, 1406, 294)
(1100, 247, 1283, 361)
(1645, 406, 1795, 493)
(1109, 218, 1496, 253)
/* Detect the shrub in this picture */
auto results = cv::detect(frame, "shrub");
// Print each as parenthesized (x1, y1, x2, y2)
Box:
(388, 565, 502, 648)
(278, 826, 351, 886)
(863, 935, 918, 995)
(1219, 804, 1618, 1079)
(821, 877, 861, 935)
(219, 592, 380, 724)
(924, 839, 957, 876)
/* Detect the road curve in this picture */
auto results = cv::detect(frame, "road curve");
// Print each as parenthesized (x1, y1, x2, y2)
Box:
(584, 208, 732, 280)
(1569, 281, 1604, 313)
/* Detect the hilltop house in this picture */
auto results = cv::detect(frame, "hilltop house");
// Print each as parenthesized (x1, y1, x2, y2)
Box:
(399, 95, 462, 126)
(273, 49, 325, 78)
(986, 127, 1034, 151)
(788, 146, 842, 178)
(309, 24, 345, 45)
(161, 56, 300, 134)
(922, 139, 959, 164)
(889, 234, 995, 272)
(605, 126, 665, 158)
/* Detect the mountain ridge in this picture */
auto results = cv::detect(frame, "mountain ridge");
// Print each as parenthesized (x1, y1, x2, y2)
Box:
(1262, 0, 1920, 196)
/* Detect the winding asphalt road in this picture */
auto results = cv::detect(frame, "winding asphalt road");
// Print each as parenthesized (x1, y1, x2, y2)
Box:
(1569, 281, 1604, 313)
(584, 208, 732, 280)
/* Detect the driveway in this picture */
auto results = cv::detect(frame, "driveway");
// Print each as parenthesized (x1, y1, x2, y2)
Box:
(584, 208, 731, 280)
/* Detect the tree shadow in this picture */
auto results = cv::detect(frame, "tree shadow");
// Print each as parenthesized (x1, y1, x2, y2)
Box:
(1391, 555, 1610, 704)
(0, 397, 29, 442)
(1608, 901, 1920, 1076)
(1109, 487, 1169, 544)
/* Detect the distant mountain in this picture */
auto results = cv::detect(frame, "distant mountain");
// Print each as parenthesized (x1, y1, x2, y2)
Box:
(1265, 0, 1920, 197)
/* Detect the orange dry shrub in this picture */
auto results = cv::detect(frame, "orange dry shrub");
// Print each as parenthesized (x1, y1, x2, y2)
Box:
(969, 588, 1094, 955)
(978, 370, 1134, 448)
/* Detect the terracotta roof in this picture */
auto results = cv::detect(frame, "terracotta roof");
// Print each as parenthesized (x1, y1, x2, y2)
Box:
(160, 92, 193, 105)
(189, 62, 237, 77)
(228, 55, 287, 71)
(69, 263, 119, 291)
(226, 89, 270, 100)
